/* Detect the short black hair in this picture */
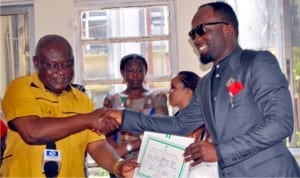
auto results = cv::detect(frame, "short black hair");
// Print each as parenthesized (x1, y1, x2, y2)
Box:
(177, 71, 200, 92)
(199, 1, 239, 37)
(120, 53, 148, 72)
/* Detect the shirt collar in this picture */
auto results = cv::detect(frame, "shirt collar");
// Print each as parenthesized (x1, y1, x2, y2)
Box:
(213, 56, 230, 75)
(213, 46, 241, 75)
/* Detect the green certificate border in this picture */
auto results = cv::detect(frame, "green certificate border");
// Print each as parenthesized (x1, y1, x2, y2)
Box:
(135, 135, 187, 178)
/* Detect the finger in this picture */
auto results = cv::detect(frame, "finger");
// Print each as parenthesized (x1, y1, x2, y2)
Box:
(184, 146, 203, 162)
(124, 161, 140, 169)
(105, 116, 120, 128)
(95, 130, 102, 135)
(183, 145, 192, 157)
(97, 125, 105, 134)
(189, 158, 202, 167)
(109, 117, 120, 128)
(104, 118, 118, 131)
(184, 155, 194, 162)
(123, 165, 137, 172)
(184, 150, 201, 162)
(95, 108, 107, 117)
(183, 143, 198, 156)
(97, 119, 110, 134)
(101, 125, 112, 134)
(106, 110, 123, 124)
(107, 121, 118, 132)
(122, 164, 139, 178)
(91, 128, 102, 135)
(120, 162, 140, 176)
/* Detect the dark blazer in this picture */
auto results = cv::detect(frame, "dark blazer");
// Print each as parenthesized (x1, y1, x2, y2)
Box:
(121, 46, 300, 177)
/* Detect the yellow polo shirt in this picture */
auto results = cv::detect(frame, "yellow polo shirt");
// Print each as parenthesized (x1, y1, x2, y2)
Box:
(1, 72, 104, 177)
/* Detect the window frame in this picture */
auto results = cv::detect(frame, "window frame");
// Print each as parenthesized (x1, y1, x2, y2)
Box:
(73, 0, 178, 85)
(0, 2, 35, 71)
(0, 2, 35, 97)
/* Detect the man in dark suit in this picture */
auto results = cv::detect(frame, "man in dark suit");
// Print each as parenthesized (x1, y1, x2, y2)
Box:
(103, 2, 300, 177)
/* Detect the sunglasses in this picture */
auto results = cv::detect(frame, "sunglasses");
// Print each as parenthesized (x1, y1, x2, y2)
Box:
(188, 22, 229, 40)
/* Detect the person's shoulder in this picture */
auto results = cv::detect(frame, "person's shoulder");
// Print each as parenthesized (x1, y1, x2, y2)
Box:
(242, 49, 283, 79)
(7, 74, 33, 89)
(240, 49, 279, 68)
(248, 49, 278, 65)
(70, 85, 94, 106)
(243, 49, 275, 59)
(257, 50, 276, 58)
(71, 83, 86, 93)
(12, 74, 32, 82)
(70, 84, 89, 99)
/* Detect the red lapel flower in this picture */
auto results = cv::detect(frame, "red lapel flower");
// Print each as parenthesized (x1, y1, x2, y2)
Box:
(227, 82, 243, 96)
(226, 78, 244, 107)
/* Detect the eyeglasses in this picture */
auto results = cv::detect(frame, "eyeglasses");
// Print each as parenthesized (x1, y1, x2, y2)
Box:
(188, 22, 229, 40)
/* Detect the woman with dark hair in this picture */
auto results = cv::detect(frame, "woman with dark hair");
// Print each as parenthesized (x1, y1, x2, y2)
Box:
(168, 71, 217, 178)
(168, 71, 200, 112)
(168, 71, 210, 141)
(103, 53, 169, 177)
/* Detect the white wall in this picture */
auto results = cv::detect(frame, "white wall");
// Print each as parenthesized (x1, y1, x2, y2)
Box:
(175, 0, 213, 76)
(34, 0, 74, 45)
(1, 0, 213, 76)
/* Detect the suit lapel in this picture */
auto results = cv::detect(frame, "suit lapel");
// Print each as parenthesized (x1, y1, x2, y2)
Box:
(214, 47, 243, 137)
(201, 71, 218, 141)
(214, 67, 233, 137)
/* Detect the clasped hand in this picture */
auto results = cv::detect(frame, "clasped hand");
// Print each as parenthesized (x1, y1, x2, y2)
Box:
(90, 108, 123, 134)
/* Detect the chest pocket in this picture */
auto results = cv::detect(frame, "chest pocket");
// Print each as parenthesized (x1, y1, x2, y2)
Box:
(32, 88, 88, 117)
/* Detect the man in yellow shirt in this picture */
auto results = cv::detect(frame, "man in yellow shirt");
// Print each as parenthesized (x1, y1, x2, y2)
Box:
(1, 34, 138, 177)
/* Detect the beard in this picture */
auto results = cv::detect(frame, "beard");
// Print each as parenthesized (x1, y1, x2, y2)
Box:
(200, 53, 213, 64)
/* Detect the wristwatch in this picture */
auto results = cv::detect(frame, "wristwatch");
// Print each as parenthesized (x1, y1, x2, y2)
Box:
(126, 143, 133, 152)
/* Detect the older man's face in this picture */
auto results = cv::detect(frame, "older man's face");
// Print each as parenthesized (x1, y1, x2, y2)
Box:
(36, 42, 74, 94)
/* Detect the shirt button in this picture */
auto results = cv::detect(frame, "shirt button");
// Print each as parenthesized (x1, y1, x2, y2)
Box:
(214, 97, 217, 101)
(216, 73, 220, 78)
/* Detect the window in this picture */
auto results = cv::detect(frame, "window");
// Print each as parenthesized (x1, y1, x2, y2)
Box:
(74, 0, 177, 108)
(0, 3, 34, 98)
(225, 0, 300, 148)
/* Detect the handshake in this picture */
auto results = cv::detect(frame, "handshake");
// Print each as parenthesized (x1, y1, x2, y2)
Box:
(88, 108, 123, 135)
